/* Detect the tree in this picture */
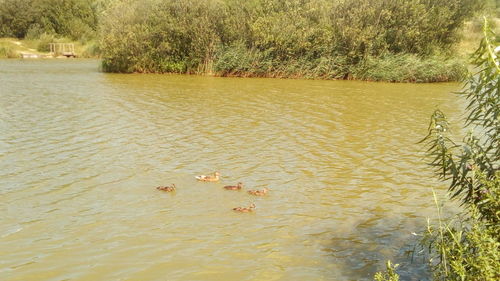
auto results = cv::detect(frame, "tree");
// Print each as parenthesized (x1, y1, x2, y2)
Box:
(375, 18, 499, 281)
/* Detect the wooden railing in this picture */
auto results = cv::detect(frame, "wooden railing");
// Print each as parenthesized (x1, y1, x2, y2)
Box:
(49, 43, 76, 57)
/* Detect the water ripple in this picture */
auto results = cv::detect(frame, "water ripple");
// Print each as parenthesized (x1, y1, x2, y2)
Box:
(0, 60, 463, 281)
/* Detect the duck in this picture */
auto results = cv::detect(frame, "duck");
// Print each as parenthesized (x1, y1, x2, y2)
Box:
(232, 203, 256, 213)
(156, 184, 176, 192)
(195, 171, 220, 182)
(247, 187, 269, 196)
(224, 182, 243, 190)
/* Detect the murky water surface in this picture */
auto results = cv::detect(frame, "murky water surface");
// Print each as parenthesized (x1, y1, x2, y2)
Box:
(1, 60, 462, 280)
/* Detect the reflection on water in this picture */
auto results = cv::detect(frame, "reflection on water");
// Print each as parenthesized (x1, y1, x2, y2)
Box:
(0, 59, 462, 280)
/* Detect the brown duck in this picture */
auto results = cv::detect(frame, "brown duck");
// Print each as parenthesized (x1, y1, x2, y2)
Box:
(195, 172, 220, 182)
(224, 182, 243, 190)
(247, 187, 269, 196)
(233, 203, 256, 213)
(156, 184, 176, 192)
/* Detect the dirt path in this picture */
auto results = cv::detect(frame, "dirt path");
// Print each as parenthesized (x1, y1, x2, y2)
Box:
(0, 38, 46, 55)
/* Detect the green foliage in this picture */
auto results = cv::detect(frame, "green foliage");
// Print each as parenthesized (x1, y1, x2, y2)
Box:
(99, 0, 482, 80)
(419, 19, 500, 281)
(475, 172, 500, 230)
(80, 40, 100, 57)
(25, 24, 51, 40)
(35, 33, 56, 52)
(0, 0, 485, 80)
(0, 0, 100, 40)
(100, 0, 222, 73)
(417, 19, 499, 281)
(352, 54, 467, 83)
(0, 0, 38, 38)
(422, 185, 500, 281)
(374, 261, 399, 281)
(375, 19, 499, 281)
(0, 44, 17, 58)
(421, 20, 499, 210)
(214, 42, 259, 76)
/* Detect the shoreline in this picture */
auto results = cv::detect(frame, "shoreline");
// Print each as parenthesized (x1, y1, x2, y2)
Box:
(0, 56, 463, 84)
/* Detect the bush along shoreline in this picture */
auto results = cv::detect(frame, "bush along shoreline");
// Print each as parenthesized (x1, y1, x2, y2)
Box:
(99, 0, 483, 82)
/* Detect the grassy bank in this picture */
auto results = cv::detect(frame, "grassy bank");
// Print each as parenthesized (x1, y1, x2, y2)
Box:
(25, 34, 100, 58)
(212, 50, 466, 82)
(0, 38, 20, 58)
(0, 37, 99, 58)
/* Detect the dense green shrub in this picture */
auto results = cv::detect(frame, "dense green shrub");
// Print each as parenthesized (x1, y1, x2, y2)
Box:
(0, 0, 38, 38)
(100, 0, 224, 73)
(0, 0, 486, 80)
(80, 40, 100, 57)
(35, 33, 56, 52)
(99, 0, 483, 81)
(0, 0, 100, 40)
(421, 180, 499, 281)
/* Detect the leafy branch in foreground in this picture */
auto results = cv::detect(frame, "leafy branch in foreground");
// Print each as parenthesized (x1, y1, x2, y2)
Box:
(374, 261, 399, 281)
(420, 18, 499, 215)
(422, 178, 499, 281)
(417, 18, 499, 281)
(375, 18, 499, 281)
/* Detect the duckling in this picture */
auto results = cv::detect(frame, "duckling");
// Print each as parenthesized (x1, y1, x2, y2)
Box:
(247, 187, 269, 196)
(195, 172, 220, 182)
(232, 203, 256, 213)
(156, 184, 176, 192)
(224, 182, 243, 190)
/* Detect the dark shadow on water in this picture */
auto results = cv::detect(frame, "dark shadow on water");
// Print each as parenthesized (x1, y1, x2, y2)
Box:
(322, 214, 431, 281)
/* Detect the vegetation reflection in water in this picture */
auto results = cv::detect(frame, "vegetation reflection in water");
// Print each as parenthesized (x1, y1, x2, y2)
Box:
(0, 60, 463, 280)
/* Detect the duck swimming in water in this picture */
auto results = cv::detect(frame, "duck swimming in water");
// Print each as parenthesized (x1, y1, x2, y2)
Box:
(195, 172, 220, 182)
(247, 187, 268, 196)
(156, 184, 176, 192)
(233, 203, 256, 213)
(224, 182, 243, 190)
